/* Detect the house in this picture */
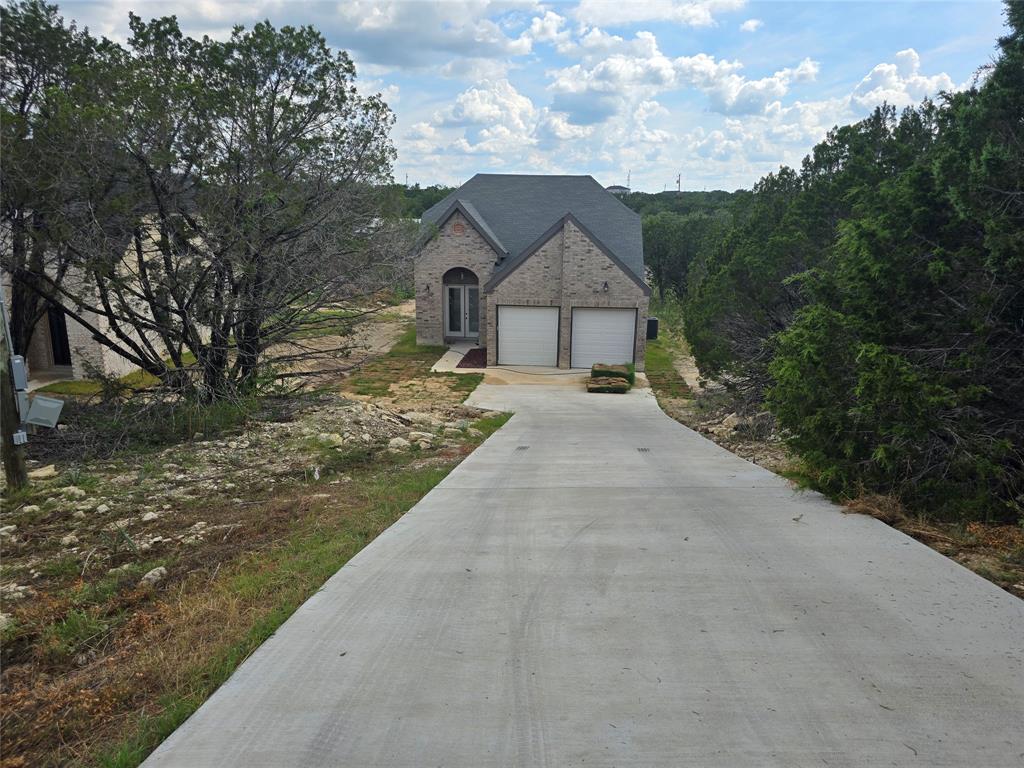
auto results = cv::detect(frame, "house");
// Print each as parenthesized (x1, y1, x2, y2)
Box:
(2, 271, 140, 385)
(414, 174, 650, 370)
(605, 184, 631, 196)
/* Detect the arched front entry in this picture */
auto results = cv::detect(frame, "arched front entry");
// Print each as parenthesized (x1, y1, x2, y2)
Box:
(442, 267, 479, 340)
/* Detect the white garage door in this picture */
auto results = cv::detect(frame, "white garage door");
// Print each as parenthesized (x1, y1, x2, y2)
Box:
(571, 308, 636, 368)
(497, 306, 559, 366)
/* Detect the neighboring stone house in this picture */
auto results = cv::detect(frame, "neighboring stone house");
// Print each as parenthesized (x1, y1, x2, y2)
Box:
(2, 269, 140, 384)
(415, 174, 650, 370)
(2, 217, 190, 384)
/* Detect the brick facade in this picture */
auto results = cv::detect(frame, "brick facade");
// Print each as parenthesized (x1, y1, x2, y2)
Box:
(414, 211, 497, 346)
(485, 219, 648, 370)
(416, 210, 648, 371)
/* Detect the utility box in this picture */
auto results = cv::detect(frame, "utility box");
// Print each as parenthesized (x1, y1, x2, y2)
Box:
(646, 316, 659, 340)
(11, 355, 28, 390)
(26, 395, 64, 428)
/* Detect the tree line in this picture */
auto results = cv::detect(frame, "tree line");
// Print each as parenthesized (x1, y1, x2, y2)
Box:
(1, 0, 406, 400)
(644, 2, 1023, 524)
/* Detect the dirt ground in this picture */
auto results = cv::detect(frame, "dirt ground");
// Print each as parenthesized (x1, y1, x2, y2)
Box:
(268, 300, 415, 387)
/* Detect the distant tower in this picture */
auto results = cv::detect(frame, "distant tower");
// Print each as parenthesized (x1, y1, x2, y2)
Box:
(676, 173, 681, 193)
(627, 169, 631, 189)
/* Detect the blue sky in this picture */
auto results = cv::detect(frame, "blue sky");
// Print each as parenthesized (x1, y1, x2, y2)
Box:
(62, 0, 1008, 191)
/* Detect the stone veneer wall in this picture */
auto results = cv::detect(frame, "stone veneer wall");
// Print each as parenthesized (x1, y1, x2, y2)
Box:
(414, 211, 497, 346)
(486, 219, 648, 370)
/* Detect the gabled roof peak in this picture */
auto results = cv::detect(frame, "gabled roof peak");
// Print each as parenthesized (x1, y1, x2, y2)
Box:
(421, 173, 643, 283)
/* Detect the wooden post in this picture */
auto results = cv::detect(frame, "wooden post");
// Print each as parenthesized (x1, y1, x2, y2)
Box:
(0, 320, 28, 491)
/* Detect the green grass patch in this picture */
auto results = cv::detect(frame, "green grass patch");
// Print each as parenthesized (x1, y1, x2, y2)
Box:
(37, 556, 81, 580)
(471, 411, 513, 439)
(388, 325, 445, 358)
(38, 609, 110, 665)
(342, 325, 481, 402)
(645, 338, 692, 400)
(37, 379, 103, 396)
(38, 353, 198, 396)
(443, 371, 484, 395)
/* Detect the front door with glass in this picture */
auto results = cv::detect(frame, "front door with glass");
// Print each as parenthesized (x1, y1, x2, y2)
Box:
(444, 285, 479, 339)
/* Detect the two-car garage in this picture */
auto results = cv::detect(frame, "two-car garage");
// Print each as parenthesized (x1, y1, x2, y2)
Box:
(496, 305, 636, 368)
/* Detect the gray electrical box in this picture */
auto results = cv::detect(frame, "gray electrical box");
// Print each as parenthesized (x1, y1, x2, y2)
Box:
(26, 395, 64, 428)
(17, 391, 29, 420)
(11, 355, 28, 390)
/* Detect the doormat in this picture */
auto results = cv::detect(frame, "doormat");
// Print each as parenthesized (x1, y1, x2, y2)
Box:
(457, 347, 487, 369)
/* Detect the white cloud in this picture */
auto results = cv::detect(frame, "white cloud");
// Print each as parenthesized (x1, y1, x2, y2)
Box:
(405, 122, 437, 140)
(430, 79, 539, 155)
(436, 79, 536, 133)
(537, 109, 595, 141)
(439, 57, 513, 81)
(740, 18, 762, 32)
(851, 48, 955, 109)
(526, 10, 572, 47)
(548, 34, 819, 119)
(574, 0, 746, 28)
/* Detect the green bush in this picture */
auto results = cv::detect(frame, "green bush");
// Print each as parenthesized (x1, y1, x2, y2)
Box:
(678, 5, 1024, 524)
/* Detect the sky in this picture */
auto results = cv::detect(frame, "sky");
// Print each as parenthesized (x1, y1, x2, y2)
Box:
(58, 0, 1009, 191)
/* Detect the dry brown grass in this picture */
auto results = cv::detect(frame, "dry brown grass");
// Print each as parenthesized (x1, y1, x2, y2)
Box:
(1, 449, 488, 767)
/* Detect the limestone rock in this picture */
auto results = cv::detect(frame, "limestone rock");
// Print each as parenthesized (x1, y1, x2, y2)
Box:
(27, 464, 57, 480)
(388, 437, 410, 450)
(139, 566, 167, 588)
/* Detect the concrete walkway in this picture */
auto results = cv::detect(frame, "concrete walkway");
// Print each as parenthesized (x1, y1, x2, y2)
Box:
(144, 385, 1024, 767)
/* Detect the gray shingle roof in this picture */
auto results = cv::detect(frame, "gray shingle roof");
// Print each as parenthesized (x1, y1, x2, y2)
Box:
(421, 174, 644, 283)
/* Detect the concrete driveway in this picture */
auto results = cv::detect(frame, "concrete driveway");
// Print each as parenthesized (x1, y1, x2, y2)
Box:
(144, 384, 1024, 767)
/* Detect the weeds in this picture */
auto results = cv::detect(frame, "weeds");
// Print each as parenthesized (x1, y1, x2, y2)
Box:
(38, 610, 111, 665)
